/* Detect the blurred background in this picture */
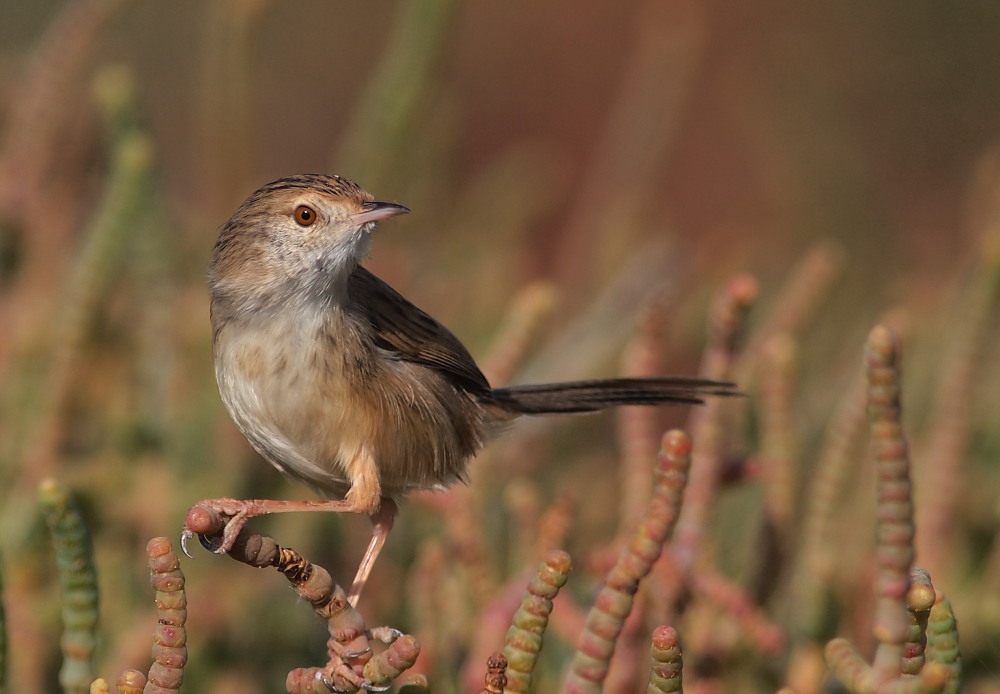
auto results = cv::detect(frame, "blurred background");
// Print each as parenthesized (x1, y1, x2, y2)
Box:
(1, 1, 999, 692)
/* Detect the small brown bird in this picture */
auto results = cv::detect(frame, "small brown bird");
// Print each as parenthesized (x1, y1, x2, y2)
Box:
(187, 174, 737, 604)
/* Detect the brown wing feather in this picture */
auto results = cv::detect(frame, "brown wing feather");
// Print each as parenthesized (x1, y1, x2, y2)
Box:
(347, 266, 492, 396)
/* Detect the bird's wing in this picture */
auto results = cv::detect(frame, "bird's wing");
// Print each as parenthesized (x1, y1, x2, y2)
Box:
(347, 266, 492, 395)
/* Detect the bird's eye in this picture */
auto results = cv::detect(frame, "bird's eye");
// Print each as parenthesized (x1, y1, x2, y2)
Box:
(293, 205, 317, 226)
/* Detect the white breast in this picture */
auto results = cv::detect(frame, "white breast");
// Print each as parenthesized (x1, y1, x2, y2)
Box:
(213, 309, 359, 497)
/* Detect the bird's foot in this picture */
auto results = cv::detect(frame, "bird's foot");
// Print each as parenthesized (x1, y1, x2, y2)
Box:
(180, 497, 252, 557)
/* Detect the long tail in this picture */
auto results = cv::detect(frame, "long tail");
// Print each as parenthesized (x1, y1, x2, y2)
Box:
(489, 377, 741, 414)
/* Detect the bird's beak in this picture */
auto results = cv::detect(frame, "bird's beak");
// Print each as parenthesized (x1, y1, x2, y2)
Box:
(352, 201, 410, 225)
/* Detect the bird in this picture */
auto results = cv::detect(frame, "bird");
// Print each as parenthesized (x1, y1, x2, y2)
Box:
(185, 173, 739, 605)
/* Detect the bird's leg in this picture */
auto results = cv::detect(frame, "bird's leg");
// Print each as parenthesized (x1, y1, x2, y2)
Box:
(183, 451, 398, 607)
(186, 448, 386, 556)
(182, 496, 399, 607)
(182, 497, 368, 556)
(348, 498, 397, 607)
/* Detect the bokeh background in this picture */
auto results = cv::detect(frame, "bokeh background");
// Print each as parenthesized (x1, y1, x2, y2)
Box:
(1, 1, 999, 692)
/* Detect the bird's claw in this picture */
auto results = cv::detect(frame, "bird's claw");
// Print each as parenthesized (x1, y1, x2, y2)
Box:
(181, 527, 235, 558)
(179, 526, 227, 557)
(343, 646, 371, 660)
(179, 528, 196, 559)
(316, 674, 389, 693)
(318, 673, 347, 693)
(199, 532, 226, 553)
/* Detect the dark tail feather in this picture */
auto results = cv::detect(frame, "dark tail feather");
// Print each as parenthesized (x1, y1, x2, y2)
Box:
(489, 377, 741, 415)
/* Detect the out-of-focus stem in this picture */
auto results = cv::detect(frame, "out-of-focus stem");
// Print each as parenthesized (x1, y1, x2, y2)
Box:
(738, 240, 844, 377)
(563, 431, 692, 694)
(406, 538, 445, 683)
(915, 239, 1000, 578)
(481, 283, 559, 388)
(824, 637, 872, 693)
(672, 276, 754, 574)
(925, 594, 961, 694)
(824, 329, 952, 694)
(502, 550, 572, 693)
(533, 491, 575, 565)
(335, 0, 463, 192)
(0, 0, 128, 218)
(864, 325, 916, 687)
(198, 0, 271, 206)
(902, 567, 935, 676)
(616, 290, 670, 537)
(646, 625, 683, 694)
(443, 487, 496, 604)
(39, 479, 99, 694)
(514, 242, 675, 388)
(758, 333, 799, 549)
(143, 538, 187, 694)
(689, 570, 785, 655)
(21, 68, 155, 486)
(554, 0, 705, 288)
(789, 367, 867, 639)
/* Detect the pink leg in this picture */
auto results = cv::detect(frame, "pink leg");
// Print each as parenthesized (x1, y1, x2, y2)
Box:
(183, 497, 367, 555)
(183, 496, 399, 607)
(347, 499, 397, 607)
